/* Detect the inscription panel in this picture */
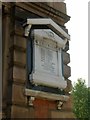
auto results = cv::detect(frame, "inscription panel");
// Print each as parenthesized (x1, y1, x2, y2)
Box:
(41, 47, 57, 75)
(35, 45, 58, 76)
(30, 29, 67, 89)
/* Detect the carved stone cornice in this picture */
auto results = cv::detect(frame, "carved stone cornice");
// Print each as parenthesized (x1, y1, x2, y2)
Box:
(33, 2, 70, 22)
(15, 2, 70, 26)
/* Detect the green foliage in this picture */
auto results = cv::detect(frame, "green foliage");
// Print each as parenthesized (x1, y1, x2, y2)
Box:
(72, 78, 89, 120)
(88, 87, 90, 119)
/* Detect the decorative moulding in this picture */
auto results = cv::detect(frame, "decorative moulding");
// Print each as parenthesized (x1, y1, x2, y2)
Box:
(23, 18, 70, 40)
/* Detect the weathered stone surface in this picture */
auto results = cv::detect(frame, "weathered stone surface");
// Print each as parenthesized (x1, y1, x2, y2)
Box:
(62, 95, 73, 111)
(34, 98, 56, 118)
(47, 2, 66, 14)
(63, 65, 71, 78)
(14, 35, 26, 49)
(51, 96, 75, 118)
(8, 67, 13, 80)
(51, 111, 75, 118)
(63, 51, 70, 65)
(14, 50, 26, 65)
(11, 105, 34, 118)
(64, 41, 69, 52)
(11, 84, 27, 106)
(15, 24, 24, 36)
(64, 79, 72, 93)
(13, 66, 26, 82)
(2, 8, 11, 109)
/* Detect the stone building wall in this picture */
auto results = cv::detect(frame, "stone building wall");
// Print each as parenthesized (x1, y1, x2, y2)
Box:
(2, 2, 75, 118)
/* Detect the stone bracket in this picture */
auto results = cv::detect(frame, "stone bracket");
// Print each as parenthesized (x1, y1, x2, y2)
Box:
(24, 24, 31, 37)
(57, 101, 63, 110)
(27, 96, 35, 106)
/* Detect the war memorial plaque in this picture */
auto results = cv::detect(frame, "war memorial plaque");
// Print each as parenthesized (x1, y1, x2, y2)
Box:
(29, 29, 67, 89)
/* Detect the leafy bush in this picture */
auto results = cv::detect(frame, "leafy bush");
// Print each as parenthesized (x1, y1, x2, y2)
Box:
(72, 78, 89, 120)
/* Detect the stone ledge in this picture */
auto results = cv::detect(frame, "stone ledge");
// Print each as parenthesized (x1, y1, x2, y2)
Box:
(25, 89, 69, 101)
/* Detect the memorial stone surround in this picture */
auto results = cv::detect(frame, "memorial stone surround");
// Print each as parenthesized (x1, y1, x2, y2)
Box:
(2, 2, 75, 118)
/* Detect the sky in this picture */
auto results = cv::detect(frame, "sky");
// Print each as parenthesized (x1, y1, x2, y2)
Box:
(65, 0, 88, 86)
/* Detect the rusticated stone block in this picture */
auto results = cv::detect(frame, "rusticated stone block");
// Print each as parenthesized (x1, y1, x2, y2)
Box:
(11, 105, 34, 118)
(14, 35, 26, 49)
(63, 65, 71, 78)
(63, 51, 70, 65)
(64, 79, 72, 93)
(14, 50, 26, 65)
(64, 41, 69, 52)
(15, 24, 24, 36)
(13, 66, 26, 83)
(11, 84, 27, 106)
